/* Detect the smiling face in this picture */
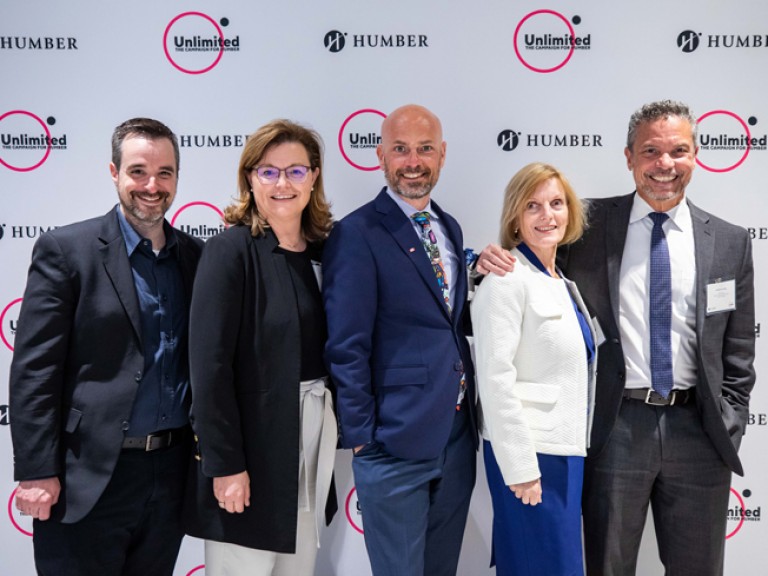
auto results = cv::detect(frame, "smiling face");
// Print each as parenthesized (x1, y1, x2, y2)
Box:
(377, 105, 446, 210)
(518, 177, 569, 264)
(625, 115, 697, 211)
(247, 141, 318, 228)
(110, 135, 178, 231)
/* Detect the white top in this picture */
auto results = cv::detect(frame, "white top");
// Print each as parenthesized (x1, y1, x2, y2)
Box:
(471, 247, 596, 486)
(619, 196, 698, 390)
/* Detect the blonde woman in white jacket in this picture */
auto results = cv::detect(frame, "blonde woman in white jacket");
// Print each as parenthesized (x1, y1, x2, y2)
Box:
(472, 162, 596, 576)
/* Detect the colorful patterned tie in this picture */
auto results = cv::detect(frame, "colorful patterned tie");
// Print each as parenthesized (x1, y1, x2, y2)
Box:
(412, 211, 466, 408)
(649, 212, 673, 398)
(412, 211, 451, 311)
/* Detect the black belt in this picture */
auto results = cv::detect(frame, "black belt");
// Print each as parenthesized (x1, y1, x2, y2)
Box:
(622, 388, 693, 406)
(122, 426, 188, 451)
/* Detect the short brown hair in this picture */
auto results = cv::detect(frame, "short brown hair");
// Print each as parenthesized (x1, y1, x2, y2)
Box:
(224, 119, 333, 240)
(499, 162, 586, 250)
(111, 117, 179, 172)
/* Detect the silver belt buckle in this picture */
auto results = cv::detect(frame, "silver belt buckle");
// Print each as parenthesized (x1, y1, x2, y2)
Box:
(145, 433, 158, 451)
(644, 389, 670, 406)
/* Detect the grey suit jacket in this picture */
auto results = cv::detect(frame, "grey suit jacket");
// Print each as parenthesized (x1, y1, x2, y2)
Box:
(558, 192, 755, 475)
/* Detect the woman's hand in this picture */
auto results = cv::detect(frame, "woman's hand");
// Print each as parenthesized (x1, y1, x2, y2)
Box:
(509, 478, 542, 506)
(213, 471, 251, 513)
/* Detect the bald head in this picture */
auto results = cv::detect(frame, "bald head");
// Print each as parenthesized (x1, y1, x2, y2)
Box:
(381, 104, 443, 143)
(377, 104, 446, 209)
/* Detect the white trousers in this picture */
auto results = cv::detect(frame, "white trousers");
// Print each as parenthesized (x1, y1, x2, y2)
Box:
(204, 377, 337, 576)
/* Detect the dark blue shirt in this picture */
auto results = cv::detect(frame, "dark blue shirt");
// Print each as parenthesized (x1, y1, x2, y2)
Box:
(117, 208, 189, 435)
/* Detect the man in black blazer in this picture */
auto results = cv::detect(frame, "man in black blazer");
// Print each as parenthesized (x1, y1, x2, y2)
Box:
(478, 100, 755, 575)
(9, 118, 203, 576)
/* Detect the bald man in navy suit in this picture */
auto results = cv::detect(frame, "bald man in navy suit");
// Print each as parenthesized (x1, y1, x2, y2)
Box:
(324, 104, 477, 576)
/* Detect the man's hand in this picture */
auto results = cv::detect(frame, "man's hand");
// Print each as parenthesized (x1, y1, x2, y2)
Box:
(509, 478, 542, 506)
(15, 478, 61, 520)
(476, 244, 516, 276)
(353, 444, 366, 454)
(213, 471, 251, 514)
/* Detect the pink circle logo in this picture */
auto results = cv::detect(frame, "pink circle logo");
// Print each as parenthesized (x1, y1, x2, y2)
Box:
(513, 10, 577, 73)
(1, 298, 23, 352)
(0, 110, 53, 172)
(338, 109, 386, 171)
(170, 201, 227, 241)
(7, 487, 33, 537)
(345, 487, 364, 534)
(726, 487, 746, 539)
(163, 12, 225, 75)
(696, 110, 752, 173)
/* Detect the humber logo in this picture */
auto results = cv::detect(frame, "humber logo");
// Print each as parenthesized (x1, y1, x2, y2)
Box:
(497, 130, 520, 151)
(323, 30, 428, 52)
(324, 30, 346, 53)
(677, 30, 700, 53)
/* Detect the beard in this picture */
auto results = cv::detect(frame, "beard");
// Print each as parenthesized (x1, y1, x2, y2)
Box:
(121, 190, 172, 225)
(382, 160, 439, 200)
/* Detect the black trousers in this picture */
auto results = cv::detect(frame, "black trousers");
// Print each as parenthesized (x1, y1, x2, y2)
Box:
(33, 442, 188, 576)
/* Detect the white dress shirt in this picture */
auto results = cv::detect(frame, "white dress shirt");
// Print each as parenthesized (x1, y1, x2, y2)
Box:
(619, 195, 698, 390)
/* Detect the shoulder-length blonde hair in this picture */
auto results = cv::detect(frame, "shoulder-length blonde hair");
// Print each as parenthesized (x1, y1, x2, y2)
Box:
(224, 119, 333, 240)
(499, 162, 586, 250)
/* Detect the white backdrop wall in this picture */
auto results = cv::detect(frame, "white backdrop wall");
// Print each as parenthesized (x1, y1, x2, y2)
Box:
(2, 1, 767, 574)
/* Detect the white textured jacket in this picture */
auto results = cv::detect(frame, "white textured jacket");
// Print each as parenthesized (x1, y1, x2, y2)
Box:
(471, 247, 597, 485)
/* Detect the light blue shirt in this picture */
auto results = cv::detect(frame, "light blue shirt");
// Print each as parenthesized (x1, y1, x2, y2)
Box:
(385, 187, 459, 308)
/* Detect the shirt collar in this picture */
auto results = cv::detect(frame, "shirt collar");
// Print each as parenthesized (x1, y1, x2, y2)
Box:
(385, 186, 439, 220)
(629, 193, 691, 233)
(115, 205, 177, 256)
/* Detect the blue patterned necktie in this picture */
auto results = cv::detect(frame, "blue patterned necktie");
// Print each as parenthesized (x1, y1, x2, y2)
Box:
(649, 212, 673, 398)
(412, 211, 451, 311)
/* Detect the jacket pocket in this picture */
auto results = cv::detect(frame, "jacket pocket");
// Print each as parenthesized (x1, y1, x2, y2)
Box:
(514, 382, 560, 431)
(375, 365, 428, 387)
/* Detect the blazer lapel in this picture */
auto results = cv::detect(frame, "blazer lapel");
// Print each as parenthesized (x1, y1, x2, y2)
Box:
(376, 190, 452, 319)
(432, 200, 467, 325)
(689, 200, 714, 333)
(605, 194, 634, 323)
(98, 210, 142, 345)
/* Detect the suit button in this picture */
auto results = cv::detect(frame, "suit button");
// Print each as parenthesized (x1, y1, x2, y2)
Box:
(454, 361, 464, 371)
(135, 371, 142, 382)
(121, 421, 130, 431)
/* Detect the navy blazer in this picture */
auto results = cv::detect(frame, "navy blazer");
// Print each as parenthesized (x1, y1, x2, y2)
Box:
(323, 188, 478, 461)
(9, 207, 202, 522)
(558, 193, 755, 475)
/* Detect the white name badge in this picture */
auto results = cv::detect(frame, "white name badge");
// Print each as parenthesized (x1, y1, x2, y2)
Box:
(706, 278, 736, 314)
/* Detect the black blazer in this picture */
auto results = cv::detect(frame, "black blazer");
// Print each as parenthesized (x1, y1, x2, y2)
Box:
(558, 193, 755, 475)
(9, 207, 202, 522)
(184, 225, 337, 553)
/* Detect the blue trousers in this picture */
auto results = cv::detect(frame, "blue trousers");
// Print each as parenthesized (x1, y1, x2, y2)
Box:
(352, 407, 476, 576)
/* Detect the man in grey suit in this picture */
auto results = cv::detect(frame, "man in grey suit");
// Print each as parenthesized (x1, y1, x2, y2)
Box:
(478, 100, 755, 575)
